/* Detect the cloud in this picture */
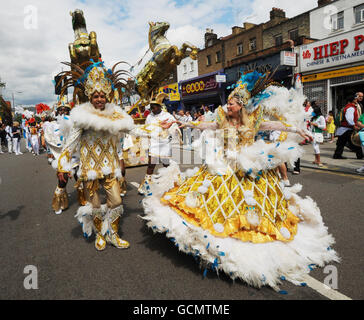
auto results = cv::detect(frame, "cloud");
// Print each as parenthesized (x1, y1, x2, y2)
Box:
(0, 0, 319, 106)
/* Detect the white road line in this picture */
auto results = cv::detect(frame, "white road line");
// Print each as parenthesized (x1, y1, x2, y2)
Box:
(129, 182, 140, 189)
(129, 181, 352, 300)
(301, 275, 352, 300)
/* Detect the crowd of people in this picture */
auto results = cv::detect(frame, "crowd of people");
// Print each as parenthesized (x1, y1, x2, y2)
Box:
(0, 116, 52, 156)
(271, 92, 364, 173)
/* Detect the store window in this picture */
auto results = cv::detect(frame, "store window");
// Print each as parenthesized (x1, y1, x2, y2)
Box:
(289, 29, 298, 42)
(249, 38, 256, 51)
(237, 42, 243, 55)
(275, 34, 283, 46)
(303, 80, 328, 115)
(216, 51, 221, 63)
(206, 55, 211, 66)
(331, 11, 344, 31)
(354, 4, 364, 24)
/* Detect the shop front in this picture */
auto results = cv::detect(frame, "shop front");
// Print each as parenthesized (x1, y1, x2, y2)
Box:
(179, 71, 226, 112)
(225, 50, 294, 93)
(299, 28, 364, 115)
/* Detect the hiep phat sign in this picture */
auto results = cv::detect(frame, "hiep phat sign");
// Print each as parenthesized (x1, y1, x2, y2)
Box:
(300, 29, 364, 73)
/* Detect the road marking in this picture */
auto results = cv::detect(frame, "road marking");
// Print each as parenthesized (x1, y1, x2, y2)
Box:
(129, 182, 352, 300)
(301, 275, 352, 300)
(129, 182, 140, 189)
(303, 167, 364, 180)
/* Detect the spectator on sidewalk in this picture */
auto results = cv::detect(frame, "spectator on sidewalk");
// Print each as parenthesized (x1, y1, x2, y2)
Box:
(300, 99, 312, 145)
(355, 112, 364, 173)
(5, 122, 13, 153)
(333, 94, 363, 160)
(326, 111, 336, 143)
(201, 105, 215, 122)
(310, 104, 326, 167)
(173, 109, 188, 143)
(185, 111, 193, 146)
(355, 92, 363, 115)
(12, 121, 23, 155)
(0, 121, 5, 153)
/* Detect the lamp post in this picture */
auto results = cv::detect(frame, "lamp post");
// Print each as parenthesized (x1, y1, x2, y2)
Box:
(11, 91, 23, 113)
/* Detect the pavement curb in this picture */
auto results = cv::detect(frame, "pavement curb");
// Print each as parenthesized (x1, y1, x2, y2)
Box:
(175, 146, 364, 178)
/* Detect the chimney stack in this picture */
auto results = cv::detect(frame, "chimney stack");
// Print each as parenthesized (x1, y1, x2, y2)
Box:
(270, 7, 286, 20)
(232, 26, 244, 35)
(317, 0, 332, 7)
(204, 28, 218, 48)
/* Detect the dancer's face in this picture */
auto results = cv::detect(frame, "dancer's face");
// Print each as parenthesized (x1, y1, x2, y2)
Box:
(151, 104, 162, 115)
(227, 98, 242, 118)
(91, 91, 107, 111)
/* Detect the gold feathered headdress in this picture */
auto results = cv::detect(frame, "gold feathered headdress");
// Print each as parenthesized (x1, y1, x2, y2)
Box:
(56, 59, 133, 102)
(228, 68, 280, 112)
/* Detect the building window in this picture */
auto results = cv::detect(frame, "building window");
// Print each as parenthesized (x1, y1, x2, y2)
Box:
(249, 38, 256, 51)
(183, 64, 187, 74)
(206, 55, 211, 66)
(354, 4, 364, 24)
(237, 43, 243, 55)
(190, 62, 194, 72)
(289, 29, 298, 42)
(331, 11, 344, 31)
(274, 34, 283, 46)
(216, 51, 221, 63)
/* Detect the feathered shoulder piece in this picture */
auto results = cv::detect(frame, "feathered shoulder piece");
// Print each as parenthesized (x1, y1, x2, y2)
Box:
(70, 102, 135, 135)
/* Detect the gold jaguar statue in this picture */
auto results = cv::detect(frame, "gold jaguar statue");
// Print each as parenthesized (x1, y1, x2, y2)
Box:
(68, 9, 101, 103)
(134, 21, 198, 108)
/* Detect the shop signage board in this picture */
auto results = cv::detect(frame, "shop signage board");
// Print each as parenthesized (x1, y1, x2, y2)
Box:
(158, 82, 180, 101)
(215, 74, 226, 83)
(302, 65, 364, 82)
(280, 51, 296, 66)
(180, 73, 219, 97)
(299, 28, 364, 73)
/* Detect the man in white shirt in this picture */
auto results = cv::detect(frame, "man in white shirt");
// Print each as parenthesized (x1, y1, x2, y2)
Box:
(333, 94, 363, 159)
(202, 105, 215, 122)
(5, 123, 13, 153)
(184, 111, 193, 146)
(138, 93, 178, 195)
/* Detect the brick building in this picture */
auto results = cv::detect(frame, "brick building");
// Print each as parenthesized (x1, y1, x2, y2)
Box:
(262, 8, 311, 50)
(197, 29, 224, 76)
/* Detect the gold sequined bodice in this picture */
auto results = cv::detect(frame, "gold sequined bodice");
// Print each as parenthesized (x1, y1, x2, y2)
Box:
(79, 130, 120, 180)
(215, 105, 262, 148)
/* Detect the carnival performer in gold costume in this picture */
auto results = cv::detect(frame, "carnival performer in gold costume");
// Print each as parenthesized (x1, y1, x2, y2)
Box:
(142, 71, 339, 290)
(44, 98, 87, 215)
(56, 60, 134, 251)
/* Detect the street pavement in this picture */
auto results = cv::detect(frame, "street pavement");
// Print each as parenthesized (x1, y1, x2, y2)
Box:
(0, 141, 363, 300)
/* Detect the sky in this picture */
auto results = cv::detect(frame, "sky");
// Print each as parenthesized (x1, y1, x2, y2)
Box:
(0, 0, 318, 107)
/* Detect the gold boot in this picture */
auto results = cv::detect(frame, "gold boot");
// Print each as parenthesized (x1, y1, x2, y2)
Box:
(93, 215, 106, 251)
(52, 187, 69, 214)
(119, 176, 127, 197)
(105, 216, 130, 249)
(77, 186, 87, 206)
